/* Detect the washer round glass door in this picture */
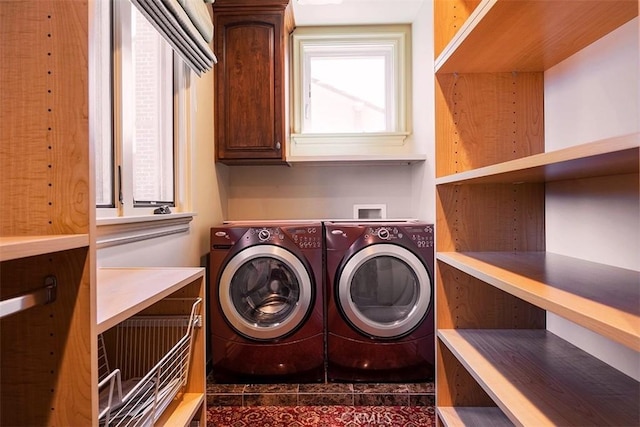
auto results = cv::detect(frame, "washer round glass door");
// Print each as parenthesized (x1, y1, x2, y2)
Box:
(219, 245, 313, 340)
(337, 244, 431, 339)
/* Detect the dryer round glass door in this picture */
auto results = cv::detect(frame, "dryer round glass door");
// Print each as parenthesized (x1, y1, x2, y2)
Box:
(219, 245, 313, 340)
(337, 244, 432, 339)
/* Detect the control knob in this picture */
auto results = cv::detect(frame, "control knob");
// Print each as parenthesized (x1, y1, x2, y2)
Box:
(378, 228, 390, 240)
(258, 229, 271, 241)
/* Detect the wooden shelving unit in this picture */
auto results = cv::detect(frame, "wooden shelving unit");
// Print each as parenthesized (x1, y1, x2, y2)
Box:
(97, 267, 207, 425)
(433, 0, 639, 425)
(1, 2, 209, 425)
(1, 1, 93, 425)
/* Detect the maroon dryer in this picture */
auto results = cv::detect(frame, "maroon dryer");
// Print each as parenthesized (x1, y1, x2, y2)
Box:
(325, 221, 435, 382)
(209, 222, 324, 383)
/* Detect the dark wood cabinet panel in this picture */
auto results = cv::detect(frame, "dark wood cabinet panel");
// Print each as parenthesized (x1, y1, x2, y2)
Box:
(213, 0, 294, 165)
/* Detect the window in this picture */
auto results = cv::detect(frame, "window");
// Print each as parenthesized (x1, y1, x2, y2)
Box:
(90, 0, 199, 248)
(95, 0, 185, 216)
(290, 25, 411, 157)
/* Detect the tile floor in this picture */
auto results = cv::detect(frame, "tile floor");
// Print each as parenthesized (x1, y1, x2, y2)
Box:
(206, 381, 435, 407)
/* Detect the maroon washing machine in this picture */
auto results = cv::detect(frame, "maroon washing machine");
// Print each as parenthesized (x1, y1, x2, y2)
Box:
(209, 222, 324, 383)
(325, 221, 435, 382)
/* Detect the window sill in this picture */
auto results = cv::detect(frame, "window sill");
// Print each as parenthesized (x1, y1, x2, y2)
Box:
(291, 132, 409, 147)
(96, 212, 195, 249)
(288, 132, 426, 163)
(286, 154, 426, 165)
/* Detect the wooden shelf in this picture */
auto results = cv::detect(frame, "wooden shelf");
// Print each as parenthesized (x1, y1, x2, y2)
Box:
(437, 407, 512, 427)
(96, 267, 205, 334)
(436, 133, 639, 185)
(438, 329, 640, 426)
(156, 393, 205, 427)
(435, 0, 638, 73)
(437, 251, 640, 351)
(0, 235, 89, 262)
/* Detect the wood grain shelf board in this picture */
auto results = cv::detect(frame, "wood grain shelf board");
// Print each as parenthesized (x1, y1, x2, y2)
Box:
(438, 329, 640, 426)
(156, 393, 204, 427)
(436, 133, 639, 185)
(437, 407, 513, 427)
(437, 251, 640, 351)
(435, 0, 638, 73)
(0, 235, 89, 262)
(97, 267, 205, 334)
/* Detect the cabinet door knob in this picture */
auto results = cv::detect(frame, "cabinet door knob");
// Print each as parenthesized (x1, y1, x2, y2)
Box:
(275, 141, 281, 150)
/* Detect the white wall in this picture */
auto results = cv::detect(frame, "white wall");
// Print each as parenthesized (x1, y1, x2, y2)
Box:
(544, 18, 639, 380)
(410, 0, 435, 223)
(227, 164, 416, 220)
(226, 2, 436, 223)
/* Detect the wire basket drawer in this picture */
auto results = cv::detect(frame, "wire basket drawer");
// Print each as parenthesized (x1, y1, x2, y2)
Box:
(98, 298, 202, 427)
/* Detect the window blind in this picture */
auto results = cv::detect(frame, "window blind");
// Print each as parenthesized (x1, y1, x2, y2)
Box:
(130, 0, 217, 75)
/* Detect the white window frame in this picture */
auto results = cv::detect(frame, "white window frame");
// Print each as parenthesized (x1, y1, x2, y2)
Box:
(90, 0, 194, 248)
(290, 25, 412, 159)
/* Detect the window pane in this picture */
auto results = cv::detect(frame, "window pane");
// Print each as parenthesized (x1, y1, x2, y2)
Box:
(131, 8, 174, 205)
(95, 137, 114, 206)
(305, 51, 392, 133)
(95, 1, 113, 207)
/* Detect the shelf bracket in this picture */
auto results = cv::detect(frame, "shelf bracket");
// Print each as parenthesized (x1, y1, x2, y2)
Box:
(0, 275, 57, 319)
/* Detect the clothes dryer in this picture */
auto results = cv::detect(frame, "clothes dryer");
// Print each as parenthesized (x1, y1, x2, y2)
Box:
(325, 221, 434, 382)
(209, 222, 324, 383)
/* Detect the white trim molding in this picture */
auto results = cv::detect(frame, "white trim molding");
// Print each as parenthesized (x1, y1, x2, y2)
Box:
(96, 213, 195, 248)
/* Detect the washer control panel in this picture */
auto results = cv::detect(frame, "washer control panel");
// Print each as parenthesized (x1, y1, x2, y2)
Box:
(247, 226, 323, 249)
(289, 226, 323, 249)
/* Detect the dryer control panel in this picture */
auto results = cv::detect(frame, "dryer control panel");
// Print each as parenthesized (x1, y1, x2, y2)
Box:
(366, 226, 403, 241)
(403, 224, 434, 249)
(365, 224, 434, 248)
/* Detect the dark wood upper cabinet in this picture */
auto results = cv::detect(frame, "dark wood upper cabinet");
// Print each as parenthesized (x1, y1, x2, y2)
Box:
(213, 0, 294, 165)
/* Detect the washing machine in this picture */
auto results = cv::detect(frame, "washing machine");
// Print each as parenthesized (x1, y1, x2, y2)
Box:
(209, 222, 324, 383)
(325, 221, 435, 382)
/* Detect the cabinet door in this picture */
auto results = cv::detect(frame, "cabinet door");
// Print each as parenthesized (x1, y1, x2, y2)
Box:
(215, 13, 286, 164)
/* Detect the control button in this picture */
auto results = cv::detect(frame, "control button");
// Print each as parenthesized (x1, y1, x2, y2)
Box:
(258, 229, 271, 241)
(214, 231, 227, 238)
(378, 228, 390, 240)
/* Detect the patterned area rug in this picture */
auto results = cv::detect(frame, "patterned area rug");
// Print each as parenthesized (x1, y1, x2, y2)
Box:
(207, 405, 436, 427)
